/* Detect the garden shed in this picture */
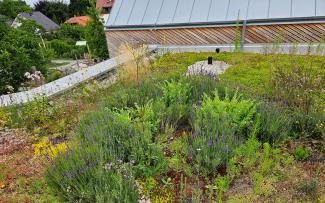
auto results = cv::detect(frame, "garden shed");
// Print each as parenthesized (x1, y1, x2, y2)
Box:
(105, 0, 325, 56)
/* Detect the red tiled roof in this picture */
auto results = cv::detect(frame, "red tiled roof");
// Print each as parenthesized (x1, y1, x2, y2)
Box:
(65, 16, 90, 27)
(96, 0, 114, 8)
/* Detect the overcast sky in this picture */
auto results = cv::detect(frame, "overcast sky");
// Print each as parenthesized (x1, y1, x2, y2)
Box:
(24, 0, 70, 7)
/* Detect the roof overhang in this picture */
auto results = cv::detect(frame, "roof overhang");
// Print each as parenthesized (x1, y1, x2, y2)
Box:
(105, 16, 325, 31)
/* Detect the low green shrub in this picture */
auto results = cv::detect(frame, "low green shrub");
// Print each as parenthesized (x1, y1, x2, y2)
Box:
(296, 178, 318, 197)
(159, 79, 192, 129)
(46, 69, 62, 82)
(0, 107, 8, 127)
(131, 101, 162, 135)
(54, 24, 86, 42)
(45, 145, 138, 202)
(46, 109, 166, 201)
(47, 39, 85, 59)
(185, 76, 222, 104)
(271, 60, 324, 114)
(8, 98, 55, 130)
(294, 145, 309, 161)
(189, 91, 258, 173)
(257, 103, 292, 144)
(77, 110, 166, 177)
(161, 79, 191, 107)
(291, 111, 324, 139)
(100, 79, 163, 110)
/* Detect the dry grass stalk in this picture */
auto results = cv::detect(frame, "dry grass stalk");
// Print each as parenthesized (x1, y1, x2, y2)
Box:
(117, 42, 152, 85)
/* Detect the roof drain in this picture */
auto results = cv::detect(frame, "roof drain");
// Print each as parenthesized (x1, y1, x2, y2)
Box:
(208, 56, 213, 65)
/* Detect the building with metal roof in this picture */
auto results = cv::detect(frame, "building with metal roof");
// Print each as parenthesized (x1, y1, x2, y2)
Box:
(105, 0, 325, 56)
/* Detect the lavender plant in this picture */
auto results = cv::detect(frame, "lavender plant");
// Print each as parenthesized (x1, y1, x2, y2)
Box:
(45, 146, 138, 202)
(45, 109, 166, 202)
(189, 90, 258, 173)
(257, 102, 292, 144)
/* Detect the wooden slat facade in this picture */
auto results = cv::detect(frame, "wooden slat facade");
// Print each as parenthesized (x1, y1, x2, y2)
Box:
(106, 23, 325, 56)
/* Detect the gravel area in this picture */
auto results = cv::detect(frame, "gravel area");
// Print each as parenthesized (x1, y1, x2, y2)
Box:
(0, 128, 27, 156)
(186, 61, 231, 77)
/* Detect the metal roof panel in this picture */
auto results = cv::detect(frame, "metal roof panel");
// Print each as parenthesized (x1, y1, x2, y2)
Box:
(190, 0, 211, 22)
(317, 0, 325, 16)
(113, 0, 136, 25)
(227, 0, 249, 20)
(173, 0, 195, 23)
(128, 0, 150, 25)
(247, 0, 269, 19)
(106, 0, 325, 28)
(207, 0, 229, 22)
(156, 0, 179, 24)
(142, 0, 164, 24)
(269, 0, 292, 18)
(292, 0, 316, 17)
(106, 0, 123, 25)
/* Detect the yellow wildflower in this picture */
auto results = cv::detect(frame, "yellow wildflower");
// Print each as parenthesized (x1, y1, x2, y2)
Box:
(33, 138, 67, 159)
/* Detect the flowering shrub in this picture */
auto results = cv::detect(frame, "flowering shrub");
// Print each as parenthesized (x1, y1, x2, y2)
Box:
(46, 109, 166, 202)
(189, 91, 258, 173)
(45, 145, 138, 202)
(24, 67, 45, 87)
(77, 109, 166, 177)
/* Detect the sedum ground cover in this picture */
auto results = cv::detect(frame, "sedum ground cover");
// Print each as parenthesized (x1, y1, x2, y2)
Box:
(0, 52, 324, 202)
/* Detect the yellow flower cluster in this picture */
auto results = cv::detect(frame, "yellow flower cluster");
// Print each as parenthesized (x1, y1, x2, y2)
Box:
(33, 138, 67, 159)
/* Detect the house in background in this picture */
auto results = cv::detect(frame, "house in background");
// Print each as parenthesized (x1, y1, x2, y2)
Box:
(65, 16, 90, 27)
(97, 0, 115, 14)
(105, 0, 325, 57)
(12, 11, 59, 32)
(96, 0, 115, 24)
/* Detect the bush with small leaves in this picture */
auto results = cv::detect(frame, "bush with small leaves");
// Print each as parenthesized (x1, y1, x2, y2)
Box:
(294, 145, 309, 161)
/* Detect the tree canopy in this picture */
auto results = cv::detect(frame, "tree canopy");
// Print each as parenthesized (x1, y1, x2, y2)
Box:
(69, 0, 90, 17)
(0, 0, 32, 19)
(34, 0, 69, 24)
(85, 0, 109, 59)
(0, 24, 48, 93)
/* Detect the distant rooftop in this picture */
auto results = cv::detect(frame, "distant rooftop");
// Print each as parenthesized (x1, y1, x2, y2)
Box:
(106, 0, 325, 30)
(19, 11, 59, 31)
(96, 0, 114, 8)
(65, 16, 90, 27)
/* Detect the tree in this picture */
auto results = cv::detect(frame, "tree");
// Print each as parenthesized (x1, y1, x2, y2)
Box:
(34, 0, 69, 24)
(69, 0, 90, 16)
(85, 0, 109, 59)
(0, 0, 32, 19)
(56, 24, 86, 42)
(0, 26, 48, 93)
(0, 16, 9, 39)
